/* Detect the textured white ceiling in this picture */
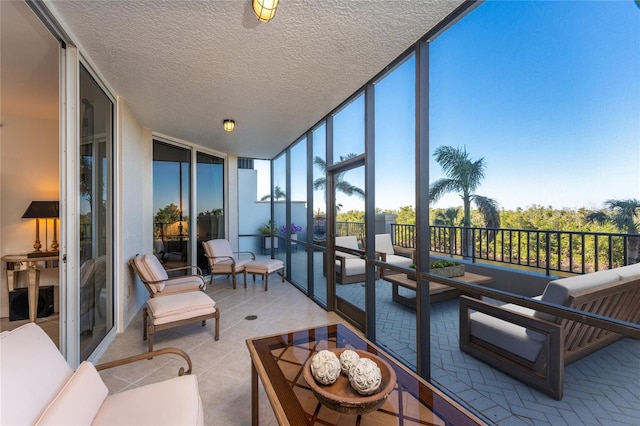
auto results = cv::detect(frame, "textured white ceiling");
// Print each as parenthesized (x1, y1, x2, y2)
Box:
(46, 0, 465, 159)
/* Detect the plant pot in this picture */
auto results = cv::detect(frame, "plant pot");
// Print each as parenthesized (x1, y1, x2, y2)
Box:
(406, 264, 464, 280)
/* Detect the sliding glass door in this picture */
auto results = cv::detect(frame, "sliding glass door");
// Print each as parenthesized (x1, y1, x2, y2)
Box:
(78, 63, 114, 360)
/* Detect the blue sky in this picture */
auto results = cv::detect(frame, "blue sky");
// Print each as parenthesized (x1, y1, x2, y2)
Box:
(428, 0, 640, 211)
(260, 0, 639, 213)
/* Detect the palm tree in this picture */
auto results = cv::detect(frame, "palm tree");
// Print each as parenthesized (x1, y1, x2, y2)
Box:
(429, 146, 500, 228)
(433, 207, 462, 226)
(313, 154, 365, 199)
(260, 185, 286, 201)
(586, 198, 640, 264)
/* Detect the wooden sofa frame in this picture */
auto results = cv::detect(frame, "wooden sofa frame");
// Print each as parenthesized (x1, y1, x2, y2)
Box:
(459, 275, 640, 400)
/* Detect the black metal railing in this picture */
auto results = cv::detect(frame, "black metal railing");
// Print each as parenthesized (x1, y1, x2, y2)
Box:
(390, 223, 638, 275)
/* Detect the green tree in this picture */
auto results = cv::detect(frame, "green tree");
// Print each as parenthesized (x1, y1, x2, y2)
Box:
(313, 154, 365, 199)
(586, 199, 640, 264)
(429, 146, 500, 228)
(433, 207, 462, 226)
(154, 203, 181, 225)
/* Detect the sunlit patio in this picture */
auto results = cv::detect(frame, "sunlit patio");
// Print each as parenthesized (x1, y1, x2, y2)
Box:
(98, 248, 640, 425)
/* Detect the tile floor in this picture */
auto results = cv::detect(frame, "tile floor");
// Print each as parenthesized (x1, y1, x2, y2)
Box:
(96, 275, 342, 425)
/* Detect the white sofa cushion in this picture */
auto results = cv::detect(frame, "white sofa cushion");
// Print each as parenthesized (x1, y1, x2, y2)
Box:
(92, 375, 204, 426)
(36, 362, 108, 425)
(385, 254, 413, 269)
(612, 263, 640, 280)
(0, 324, 74, 426)
(534, 270, 621, 322)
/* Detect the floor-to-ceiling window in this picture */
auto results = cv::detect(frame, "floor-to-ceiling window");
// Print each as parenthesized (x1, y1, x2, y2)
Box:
(152, 141, 191, 269)
(272, 153, 287, 264)
(311, 123, 328, 305)
(288, 137, 308, 290)
(373, 54, 417, 366)
(196, 152, 225, 271)
(78, 63, 114, 360)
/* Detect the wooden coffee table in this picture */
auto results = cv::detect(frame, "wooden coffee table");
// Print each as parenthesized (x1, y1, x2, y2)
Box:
(246, 323, 487, 425)
(384, 272, 493, 309)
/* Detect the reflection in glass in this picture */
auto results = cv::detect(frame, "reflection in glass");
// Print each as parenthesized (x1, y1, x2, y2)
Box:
(272, 154, 286, 260)
(79, 63, 114, 360)
(196, 152, 224, 271)
(153, 141, 191, 269)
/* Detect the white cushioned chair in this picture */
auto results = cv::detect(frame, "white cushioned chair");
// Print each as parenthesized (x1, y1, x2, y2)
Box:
(1, 323, 203, 425)
(202, 239, 255, 289)
(130, 253, 205, 296)
(334, 236, 367, 284)
(375, 233, 413, 276)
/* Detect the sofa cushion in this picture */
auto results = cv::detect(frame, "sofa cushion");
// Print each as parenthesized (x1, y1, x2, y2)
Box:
(36, 361, 108, 425)
(470, 308, 544, 362)
(612, 263, 640, 280)
(534, 270, 621, 322)
(0, 324, 74, 426)
(92, 374, 204, 426)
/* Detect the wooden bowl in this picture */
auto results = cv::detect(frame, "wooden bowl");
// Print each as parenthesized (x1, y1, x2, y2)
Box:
(303, 348, 396, 415)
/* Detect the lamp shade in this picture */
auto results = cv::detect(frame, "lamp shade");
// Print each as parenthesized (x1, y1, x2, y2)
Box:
(22, 201, 59, 218)
(253, 0, 279, 22)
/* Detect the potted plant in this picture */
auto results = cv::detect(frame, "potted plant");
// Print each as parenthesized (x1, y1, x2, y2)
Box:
(280, 223, 302, 238)
(407, 260, 464, 280)
(259, 220, 278, 252)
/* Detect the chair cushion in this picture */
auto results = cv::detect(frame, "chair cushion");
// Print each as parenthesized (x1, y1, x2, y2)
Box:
(134, 254, 168, 293)
(336, 236, 360, 251)
(245, 259, 284, 274)
(375, 234, 395, 255)
(147, 291, 216, 325)
(36, 362, 108, 425)
(534, 270, 621, 322)
(1, 324, 74, 426)
(384, 254, 413, 269)
(210, 258, 252, 273)
(336, 258, 366, 276)
(204, 239, 234, 264)
(92, 375, 204, 426)
(161, 276, 203, 294)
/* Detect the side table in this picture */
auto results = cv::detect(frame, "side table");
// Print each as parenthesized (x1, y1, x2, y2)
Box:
(2, 254, 59, 322)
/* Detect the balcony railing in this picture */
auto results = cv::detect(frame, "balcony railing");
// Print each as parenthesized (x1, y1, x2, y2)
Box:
(391, 223, 638, 275)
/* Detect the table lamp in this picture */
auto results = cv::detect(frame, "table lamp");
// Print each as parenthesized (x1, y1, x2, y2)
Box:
(22, 201, 59, 256)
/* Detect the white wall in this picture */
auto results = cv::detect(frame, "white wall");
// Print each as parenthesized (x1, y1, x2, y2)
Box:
(0, 114, 59, 318)
(117, 98, 153, 328)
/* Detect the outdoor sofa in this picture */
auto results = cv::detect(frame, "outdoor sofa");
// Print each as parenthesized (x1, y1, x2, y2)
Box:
(460, 263, 640, 399)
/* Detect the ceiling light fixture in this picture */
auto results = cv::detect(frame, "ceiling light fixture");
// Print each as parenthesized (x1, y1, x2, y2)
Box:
(253, 0, 279, 23)
(223, 119, 235, 132)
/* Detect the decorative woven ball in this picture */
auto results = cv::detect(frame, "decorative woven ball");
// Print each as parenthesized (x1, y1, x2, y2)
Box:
(339, 349, 360, 376)
(348, 358, 382, 395)
(310, 350, 341, 385)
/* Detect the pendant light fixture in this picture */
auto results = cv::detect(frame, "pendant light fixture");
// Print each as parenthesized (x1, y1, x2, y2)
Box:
(223, 119, 235, 132)
(253, 0, 279, 23)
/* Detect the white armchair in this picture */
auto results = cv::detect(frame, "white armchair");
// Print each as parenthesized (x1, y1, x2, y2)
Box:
(1, 323, 203, 425)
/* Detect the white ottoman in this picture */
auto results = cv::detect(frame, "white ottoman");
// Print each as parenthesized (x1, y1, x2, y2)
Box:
(143, 291, 219, 351)
(244, 259, 284, 291)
